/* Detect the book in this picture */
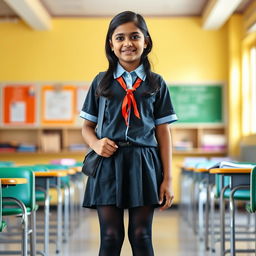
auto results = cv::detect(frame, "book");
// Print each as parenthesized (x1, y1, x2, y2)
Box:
(209, 161, 255, 169)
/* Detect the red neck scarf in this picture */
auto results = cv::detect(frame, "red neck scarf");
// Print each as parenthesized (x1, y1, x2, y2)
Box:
(116, 76, 142, 126)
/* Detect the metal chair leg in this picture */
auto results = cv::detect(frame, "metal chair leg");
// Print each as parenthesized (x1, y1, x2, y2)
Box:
(229, 185, 249, 256)
(220, 185, 229, 256)
(30, 210, 36, 256)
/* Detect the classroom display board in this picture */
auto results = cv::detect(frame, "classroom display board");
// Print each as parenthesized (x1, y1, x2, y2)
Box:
(168, 84, 223, 123)
(41, 85, 76, 124)
(2, 85, 36, 125)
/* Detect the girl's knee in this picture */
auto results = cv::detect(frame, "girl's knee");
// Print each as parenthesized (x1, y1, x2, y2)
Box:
(102, 228, 125, 245)
(128, 227, 151, 244)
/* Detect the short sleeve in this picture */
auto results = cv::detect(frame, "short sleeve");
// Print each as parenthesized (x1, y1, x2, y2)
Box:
(154, 76, 178, 125)
(79, 75, 99, 123)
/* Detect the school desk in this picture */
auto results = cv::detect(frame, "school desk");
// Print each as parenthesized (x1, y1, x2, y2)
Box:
(0, 178, 27, 186)
(35, 171, 67, 256)
(210, 168, 253, 256)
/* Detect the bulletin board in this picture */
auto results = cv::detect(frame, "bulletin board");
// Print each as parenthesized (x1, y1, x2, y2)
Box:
(41, 85, 76, 124)
(2, 85, 36, 125)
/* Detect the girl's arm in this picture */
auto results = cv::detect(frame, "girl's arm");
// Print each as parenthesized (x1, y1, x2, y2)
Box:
(82, 120, 118, 157)
(155, 123, 174, 210)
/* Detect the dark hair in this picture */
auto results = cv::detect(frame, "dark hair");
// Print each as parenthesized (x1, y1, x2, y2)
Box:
(96, 11, 159, 97)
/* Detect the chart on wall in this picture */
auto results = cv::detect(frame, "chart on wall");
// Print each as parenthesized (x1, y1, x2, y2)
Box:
(168, 84, 223, 124)
(2, 84, 37, 125)
(41, 84, 76, 124)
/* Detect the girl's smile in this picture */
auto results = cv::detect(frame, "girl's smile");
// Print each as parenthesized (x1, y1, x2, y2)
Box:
(110, 22, 147, 71)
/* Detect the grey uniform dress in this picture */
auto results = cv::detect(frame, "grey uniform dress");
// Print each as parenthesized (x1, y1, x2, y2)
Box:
(80, 67, 177, 209)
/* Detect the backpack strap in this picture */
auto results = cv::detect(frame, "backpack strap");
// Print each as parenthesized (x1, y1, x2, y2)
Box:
(96, 72, 106, 139)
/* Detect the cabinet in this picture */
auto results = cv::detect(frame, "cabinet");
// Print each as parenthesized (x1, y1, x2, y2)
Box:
(0, 124, 227, 156)
(0, 126, 88, 154)
(171, 124, 227, 155)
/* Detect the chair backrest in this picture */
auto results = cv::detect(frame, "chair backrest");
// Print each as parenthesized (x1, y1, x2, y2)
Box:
(0, 161, 14, 167)
(250, 166, 256, 212)
(0, 167, 35, 209)
(215, 175, 230, 198)
(0, 179, 2, 224)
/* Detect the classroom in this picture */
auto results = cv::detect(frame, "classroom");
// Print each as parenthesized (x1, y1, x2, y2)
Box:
(0, 0, 256, 255)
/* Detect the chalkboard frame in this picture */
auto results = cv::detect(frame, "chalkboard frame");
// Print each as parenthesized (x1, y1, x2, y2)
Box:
(167, 82, 225, 125)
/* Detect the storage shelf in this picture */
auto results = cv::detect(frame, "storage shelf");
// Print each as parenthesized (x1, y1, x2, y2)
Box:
(0, 125, 227, 156)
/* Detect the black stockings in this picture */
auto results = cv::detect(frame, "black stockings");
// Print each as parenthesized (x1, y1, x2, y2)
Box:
(128, 206, 154, 256)
(97, 206, 154, 256)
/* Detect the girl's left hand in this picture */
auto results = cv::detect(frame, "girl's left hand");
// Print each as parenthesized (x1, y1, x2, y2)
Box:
(159, 179, 174, 211)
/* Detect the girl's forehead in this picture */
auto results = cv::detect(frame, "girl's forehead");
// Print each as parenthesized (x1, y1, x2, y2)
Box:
(112, 22, 143, 35)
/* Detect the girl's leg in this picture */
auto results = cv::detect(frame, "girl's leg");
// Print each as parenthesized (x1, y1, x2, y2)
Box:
(128, 206, 155, 256)
(96, 206, 125, 256)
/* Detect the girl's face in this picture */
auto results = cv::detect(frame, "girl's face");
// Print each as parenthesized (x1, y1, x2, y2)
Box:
(110, 22, 147, 72)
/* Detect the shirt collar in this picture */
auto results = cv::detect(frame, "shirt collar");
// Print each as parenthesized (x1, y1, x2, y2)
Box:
(113, 63, 146, 81)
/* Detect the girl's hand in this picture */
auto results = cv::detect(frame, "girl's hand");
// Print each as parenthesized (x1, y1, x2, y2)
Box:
(159, 179, 174, 211)
(92, 138, 118, 158)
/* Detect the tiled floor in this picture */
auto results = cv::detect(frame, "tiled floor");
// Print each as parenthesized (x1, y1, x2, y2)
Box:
(0, 207, 255, 255)
(51, 208, 209, 256)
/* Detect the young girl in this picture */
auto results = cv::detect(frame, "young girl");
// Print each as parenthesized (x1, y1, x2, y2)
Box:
(80, 11, 177, 256)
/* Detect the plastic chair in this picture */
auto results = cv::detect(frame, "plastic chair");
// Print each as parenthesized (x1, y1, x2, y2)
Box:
(0, 161, 14, 167)
(0, 167, 37, 256)
(246, 166, 256, 213)
(19, 165, 51, 256)
(0, 180, 7, 232)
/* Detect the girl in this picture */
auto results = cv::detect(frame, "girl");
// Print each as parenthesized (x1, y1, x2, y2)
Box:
(80, 11, 177, 256)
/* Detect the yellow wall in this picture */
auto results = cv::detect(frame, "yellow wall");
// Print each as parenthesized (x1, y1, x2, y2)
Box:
(0, 17, 228, 82)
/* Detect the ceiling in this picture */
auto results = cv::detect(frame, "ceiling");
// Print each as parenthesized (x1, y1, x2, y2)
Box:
(0, 0, 252, 18)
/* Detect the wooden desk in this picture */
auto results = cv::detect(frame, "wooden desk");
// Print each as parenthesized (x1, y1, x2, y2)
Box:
(0, 178, 27, 186)
(209, 168, 252, 256)
(35, 171, 67, 256)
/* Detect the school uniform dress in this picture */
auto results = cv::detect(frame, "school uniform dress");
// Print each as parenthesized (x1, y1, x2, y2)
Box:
(80, 63, 178, 209)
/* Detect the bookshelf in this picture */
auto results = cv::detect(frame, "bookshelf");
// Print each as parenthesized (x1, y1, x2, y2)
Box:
(0, 126, 88, 155)
(171, 124, 227, 155)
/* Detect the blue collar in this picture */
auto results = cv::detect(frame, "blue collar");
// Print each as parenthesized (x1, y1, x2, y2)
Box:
(113, 63, 146, 81)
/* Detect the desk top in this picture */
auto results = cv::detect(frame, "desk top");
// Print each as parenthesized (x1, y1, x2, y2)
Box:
(35, 171, 67, 177)
(0, 178, 27, 185)
(194, 168, 209, 173)
(210, 168, 251, 174)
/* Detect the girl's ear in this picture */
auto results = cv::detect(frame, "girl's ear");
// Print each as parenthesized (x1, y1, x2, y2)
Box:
(109, 40, 113, 51)
(144, 36, 149, 49)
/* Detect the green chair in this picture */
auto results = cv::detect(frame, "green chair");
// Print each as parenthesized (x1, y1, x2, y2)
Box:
(0, 180, 7, 232)
(0, 167, 37, 256)
(0, 161, 14, 167)
(246, 166, 256, 213)
(19, 165, 51, 256)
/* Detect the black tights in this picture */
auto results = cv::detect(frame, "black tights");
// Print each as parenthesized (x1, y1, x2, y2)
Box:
(97, 206, 154, 256)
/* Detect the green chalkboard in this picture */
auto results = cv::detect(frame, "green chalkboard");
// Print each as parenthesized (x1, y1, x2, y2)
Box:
(168, 84, 223, 123)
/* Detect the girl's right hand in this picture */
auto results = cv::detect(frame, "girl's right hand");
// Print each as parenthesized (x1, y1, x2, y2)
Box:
(92, 138, 118, 158)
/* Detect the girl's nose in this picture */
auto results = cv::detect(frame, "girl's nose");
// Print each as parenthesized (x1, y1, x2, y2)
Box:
(124, 39, 132, 46)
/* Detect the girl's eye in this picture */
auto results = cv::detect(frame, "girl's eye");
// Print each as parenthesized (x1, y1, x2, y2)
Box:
(131, 35, 141, 40)
(115, 36, 124, 41)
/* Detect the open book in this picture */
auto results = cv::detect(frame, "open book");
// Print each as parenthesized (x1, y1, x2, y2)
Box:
(209, 161, 256, 169)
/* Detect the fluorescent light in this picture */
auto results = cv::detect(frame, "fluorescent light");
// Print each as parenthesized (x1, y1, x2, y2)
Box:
(3, 0, 51, 30)
(202, 0, 243, 30)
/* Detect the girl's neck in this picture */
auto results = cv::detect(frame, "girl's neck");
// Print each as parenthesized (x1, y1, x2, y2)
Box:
(119, 61, 140, 73)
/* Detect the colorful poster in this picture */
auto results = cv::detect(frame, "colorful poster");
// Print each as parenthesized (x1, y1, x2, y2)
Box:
(3, 85, 36, 125)
(42, 85, 76, 124)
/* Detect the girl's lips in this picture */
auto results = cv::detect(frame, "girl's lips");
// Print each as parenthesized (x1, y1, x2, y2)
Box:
(121, 49, 136, 54)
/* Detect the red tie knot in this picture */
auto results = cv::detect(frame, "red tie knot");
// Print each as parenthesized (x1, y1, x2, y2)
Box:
(126, 88, 135, 94)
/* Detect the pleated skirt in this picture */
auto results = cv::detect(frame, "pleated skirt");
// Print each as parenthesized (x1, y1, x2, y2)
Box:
(82, 146, 163, 209)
